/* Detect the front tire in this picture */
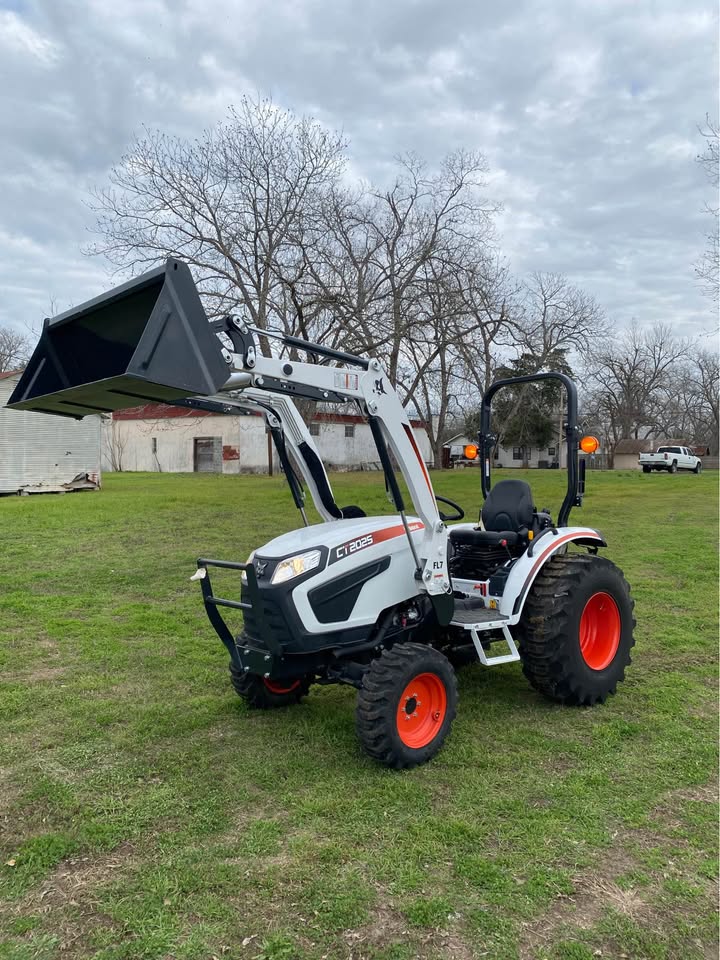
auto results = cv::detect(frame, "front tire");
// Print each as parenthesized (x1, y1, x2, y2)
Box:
(694, 462, 702, 474)
(230, 662, 311, 708)
(516, 554, 635, 706)
(356, 643, 458, 768)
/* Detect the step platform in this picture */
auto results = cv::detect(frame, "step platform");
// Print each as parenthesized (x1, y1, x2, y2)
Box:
(450, 598, 520, 667)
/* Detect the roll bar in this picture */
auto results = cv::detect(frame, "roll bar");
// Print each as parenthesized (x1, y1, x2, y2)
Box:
(477, 371, 583, 527)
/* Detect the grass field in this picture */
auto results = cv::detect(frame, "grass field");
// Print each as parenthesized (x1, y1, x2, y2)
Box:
(0, 469, 717, 960)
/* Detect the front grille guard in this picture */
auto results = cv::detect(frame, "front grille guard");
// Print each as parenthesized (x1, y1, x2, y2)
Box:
(195, 558, 279, 672)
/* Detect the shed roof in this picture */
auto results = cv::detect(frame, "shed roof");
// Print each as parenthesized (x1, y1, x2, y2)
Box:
(0, 369, 22, 381)
(114, 402, 426, 429)
(614, 438, 654, 454)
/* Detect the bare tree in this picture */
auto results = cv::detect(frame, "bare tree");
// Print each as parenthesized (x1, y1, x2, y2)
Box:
(654, 350, 719, 453)
(695, 115, 719, 303)
(0, 326, 31, 373)
(397, 256, 467, 466)
(515, 272, 608, 365)
(408, 254, 519, 465)
(457, 271, 606, 454)
(89, 96, 347, 349)
(366, 152, 498, 384)
(268, 150, 503, 463)
(104, 417, 127, 472)
(583, 322, 688, 464)
(90, 112, 508, 458)
(288, 152, 499, 367)
(453, 255, 518, 396)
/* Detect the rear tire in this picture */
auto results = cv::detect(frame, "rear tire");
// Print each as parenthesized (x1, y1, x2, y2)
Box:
(230, 662, 311, 709)
(669, 461, 678, 473)
(642, 465, 651, 474)
(516, 554, 635, 706)
(356, 643, 457, 768)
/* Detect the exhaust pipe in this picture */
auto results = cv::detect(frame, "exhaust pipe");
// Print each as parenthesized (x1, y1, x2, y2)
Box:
(7, 259, 229, 418)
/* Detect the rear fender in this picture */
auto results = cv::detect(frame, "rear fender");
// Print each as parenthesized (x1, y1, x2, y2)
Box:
(500, 527, 606, 621)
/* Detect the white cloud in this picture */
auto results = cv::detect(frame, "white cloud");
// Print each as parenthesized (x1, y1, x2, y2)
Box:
(0, 0, 717, 338)
(647, 135, 697, 162)
(0, 9, 58, 63)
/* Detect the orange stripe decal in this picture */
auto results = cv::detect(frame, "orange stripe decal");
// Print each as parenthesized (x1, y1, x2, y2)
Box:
(403, 424, 434, 496)
(514, 532, 603, 612)
(330, 521, 424, 564)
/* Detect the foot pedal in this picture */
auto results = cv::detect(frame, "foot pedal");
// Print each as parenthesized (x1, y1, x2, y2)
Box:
(470, 625, 520, 666)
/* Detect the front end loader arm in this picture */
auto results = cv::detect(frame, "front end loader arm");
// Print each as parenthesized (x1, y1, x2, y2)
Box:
(180, 390, 342, 525)
(7, 258, 449, 601)
(221, 327, 449, 599)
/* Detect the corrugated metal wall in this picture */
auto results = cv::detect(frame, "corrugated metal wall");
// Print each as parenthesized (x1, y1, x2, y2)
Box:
(0, 376, 102, 493)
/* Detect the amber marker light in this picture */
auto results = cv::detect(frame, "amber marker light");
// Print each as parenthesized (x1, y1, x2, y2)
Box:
(464, 444, 479, 460)
(580, 435, 600, 454)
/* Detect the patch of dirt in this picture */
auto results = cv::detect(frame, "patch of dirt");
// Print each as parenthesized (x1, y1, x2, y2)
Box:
(342, 901, 408, 957)
(429, 929, 474, 960)
(342, 900, 474, 960)
(518, 784, 720, 960)
(0, 766, 23, 814)
(664, 783, 718, 805)
(37, 638, 59, 651)
(20, 665, 66, 683)
(0, 843, 135, 958)
(649, 782, 719, 836)
(35, 841, 135, 908)
(517, 834, 656, 960)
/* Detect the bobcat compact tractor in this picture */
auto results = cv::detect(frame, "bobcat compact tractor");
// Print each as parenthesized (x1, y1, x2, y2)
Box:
(8, 259, 635, 768)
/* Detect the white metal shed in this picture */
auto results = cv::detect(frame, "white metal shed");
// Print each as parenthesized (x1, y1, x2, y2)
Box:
(0, 371, 101, 495)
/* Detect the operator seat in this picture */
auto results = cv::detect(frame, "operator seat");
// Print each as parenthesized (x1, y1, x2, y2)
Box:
(449, 479, 535, 548)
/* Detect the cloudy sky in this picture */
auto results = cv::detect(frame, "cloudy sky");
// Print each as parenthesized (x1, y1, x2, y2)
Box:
(1, 0, 717, 340)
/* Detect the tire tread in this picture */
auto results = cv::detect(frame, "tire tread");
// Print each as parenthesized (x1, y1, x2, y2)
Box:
(517, 554, 635, 706)
(356, 642, 458, 768)
(229, 663, 311, 709)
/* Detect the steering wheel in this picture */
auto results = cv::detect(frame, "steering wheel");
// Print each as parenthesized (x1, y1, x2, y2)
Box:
(435, 495, 465, 522)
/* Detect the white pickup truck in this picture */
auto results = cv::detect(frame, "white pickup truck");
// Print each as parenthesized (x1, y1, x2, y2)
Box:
(638, 445, 702, 474)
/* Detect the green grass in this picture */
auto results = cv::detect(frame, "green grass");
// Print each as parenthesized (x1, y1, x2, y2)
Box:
(0, 469, 717, 960)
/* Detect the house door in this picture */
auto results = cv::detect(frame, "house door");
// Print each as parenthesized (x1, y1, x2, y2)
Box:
(193, 437, 221, 473)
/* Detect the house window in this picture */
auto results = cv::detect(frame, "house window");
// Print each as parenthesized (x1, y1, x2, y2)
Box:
(345, 424, 355, 439)
(547, 446, 556, 457)
(151, 437, 157, 454)
(309, 422, 320, 437)
(512, 447, 523, 461)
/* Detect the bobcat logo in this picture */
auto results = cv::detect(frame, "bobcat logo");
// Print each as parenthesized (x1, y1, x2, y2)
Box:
(373, 378, 386, 395)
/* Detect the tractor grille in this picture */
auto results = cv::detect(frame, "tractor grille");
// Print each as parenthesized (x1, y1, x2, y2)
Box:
(240, 584, 290, 650)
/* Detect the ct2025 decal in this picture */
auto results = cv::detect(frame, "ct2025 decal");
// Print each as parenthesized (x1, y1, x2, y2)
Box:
(330, 521, 424, 564)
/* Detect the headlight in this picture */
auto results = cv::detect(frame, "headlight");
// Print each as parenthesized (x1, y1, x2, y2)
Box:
(240, 550, 256, 584)
(271, 550, 321, 585)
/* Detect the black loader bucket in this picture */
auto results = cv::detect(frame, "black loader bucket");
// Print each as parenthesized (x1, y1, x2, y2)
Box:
(7, 259, 229, 418)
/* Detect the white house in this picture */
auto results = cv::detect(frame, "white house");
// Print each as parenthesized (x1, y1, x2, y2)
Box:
(0, 370, 101, 494)
(444, 434, 568, 469)
(102, 403, 431, 474)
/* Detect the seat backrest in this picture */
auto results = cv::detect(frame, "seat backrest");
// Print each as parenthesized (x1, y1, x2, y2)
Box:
(481, 479, 535, 532)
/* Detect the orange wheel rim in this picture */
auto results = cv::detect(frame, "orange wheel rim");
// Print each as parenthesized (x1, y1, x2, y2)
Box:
(263, 678, 300, 695)
(396, 672, 447, 748)
(580, 592, 621, 670)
